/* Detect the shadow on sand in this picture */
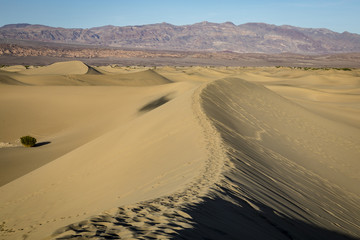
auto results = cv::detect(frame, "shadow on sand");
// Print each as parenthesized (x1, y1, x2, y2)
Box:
(139, 95, 172, 113)
(33, 141, 51, 147)
(174, 190, 359, 240)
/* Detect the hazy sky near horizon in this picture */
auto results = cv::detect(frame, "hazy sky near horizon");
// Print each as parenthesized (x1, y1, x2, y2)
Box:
(1, 0, 359, 34)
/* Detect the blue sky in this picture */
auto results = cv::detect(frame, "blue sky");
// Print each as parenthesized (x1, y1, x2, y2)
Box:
(1, 0, 359, 34)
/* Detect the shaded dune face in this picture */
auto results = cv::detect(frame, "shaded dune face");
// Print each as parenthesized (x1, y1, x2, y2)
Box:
(176, 78, 360, 239)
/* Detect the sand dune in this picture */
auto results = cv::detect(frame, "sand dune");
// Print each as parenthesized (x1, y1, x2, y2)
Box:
(174, 78, 360, 239)
(0, 85, 175, 185)
(266, 85, 360, 128)
(0, 70, 27, 85)
(0, 63, 172, 86)
(229, 67, 360, 129)
(20, 61, 89, 75)
(0, 65, 27, 72)
(0, 62, 359, 239)
(67, 69, 173, 86)
(0, 83, 207, 240)
(95, 65, 150, 74)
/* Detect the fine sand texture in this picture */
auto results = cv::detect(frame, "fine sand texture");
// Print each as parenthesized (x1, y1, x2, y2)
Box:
(0, 62, 359, 239)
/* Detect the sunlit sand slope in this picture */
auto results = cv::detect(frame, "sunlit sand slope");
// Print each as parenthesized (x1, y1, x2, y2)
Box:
(20, 61, 89, 75)
(0, 82, 209, 239)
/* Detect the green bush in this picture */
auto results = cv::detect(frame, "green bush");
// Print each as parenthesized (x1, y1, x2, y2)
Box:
(20, 136, 37, 147)
(336, 68, 352, 71)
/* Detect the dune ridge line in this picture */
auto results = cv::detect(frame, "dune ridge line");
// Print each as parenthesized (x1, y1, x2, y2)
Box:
(47, 81, 229, 239)
(190, 77, 360, 239)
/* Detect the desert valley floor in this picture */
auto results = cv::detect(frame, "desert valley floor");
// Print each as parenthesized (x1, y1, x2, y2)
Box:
(0, 61, 359, 239)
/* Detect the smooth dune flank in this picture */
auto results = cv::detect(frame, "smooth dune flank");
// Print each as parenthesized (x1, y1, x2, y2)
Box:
(0, 62, 359, 239)
(20, 61, 90, 75)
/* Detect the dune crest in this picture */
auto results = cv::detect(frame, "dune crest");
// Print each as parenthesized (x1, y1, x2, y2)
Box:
(181, 78, 360, 239)
(20, 61, 89, 75)
(0, 80, 222, 239)
(0, 62, 173, 86)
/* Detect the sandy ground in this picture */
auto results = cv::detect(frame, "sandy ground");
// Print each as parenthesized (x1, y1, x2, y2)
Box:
(0, 62, 359, 239)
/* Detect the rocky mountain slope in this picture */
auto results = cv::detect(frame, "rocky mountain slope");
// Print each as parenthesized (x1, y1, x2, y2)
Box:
(1, 22, 360, 53)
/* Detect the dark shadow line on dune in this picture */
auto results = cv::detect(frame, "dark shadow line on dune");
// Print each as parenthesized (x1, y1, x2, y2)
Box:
(139, 95, 172, 113)
(33, 141, 51, 147)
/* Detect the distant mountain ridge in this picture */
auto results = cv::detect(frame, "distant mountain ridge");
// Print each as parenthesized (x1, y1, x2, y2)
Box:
(1, 22, 360, 53)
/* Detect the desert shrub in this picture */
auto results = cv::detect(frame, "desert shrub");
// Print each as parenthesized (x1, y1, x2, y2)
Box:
(338, 68, 352, 71)
(20, 136, 37, 147)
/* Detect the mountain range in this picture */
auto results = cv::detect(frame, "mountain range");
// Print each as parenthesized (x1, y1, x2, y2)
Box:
(1, 22, 360, 54)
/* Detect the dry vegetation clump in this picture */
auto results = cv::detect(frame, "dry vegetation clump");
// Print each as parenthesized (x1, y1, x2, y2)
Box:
(20, 136, 37, 147)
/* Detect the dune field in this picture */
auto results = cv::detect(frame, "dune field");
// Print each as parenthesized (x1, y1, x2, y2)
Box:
(0, 61, 359, 239)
